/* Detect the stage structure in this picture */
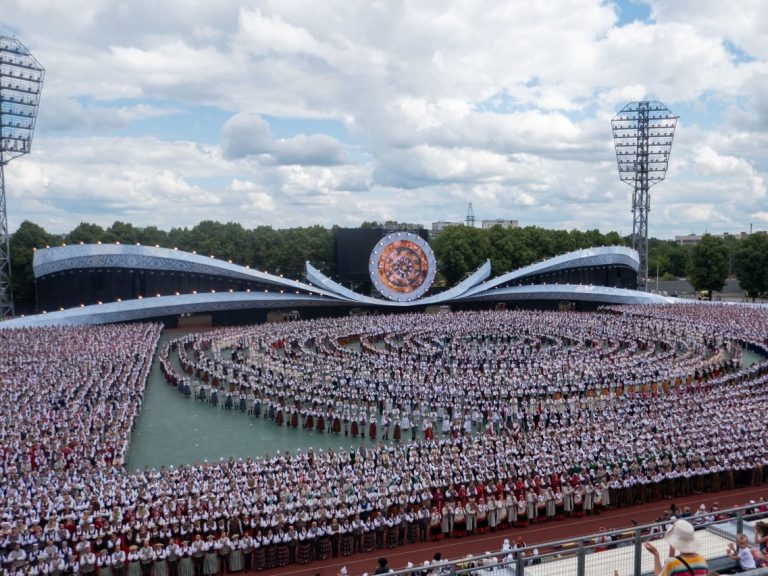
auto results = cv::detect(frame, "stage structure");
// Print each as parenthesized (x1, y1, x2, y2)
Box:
(369, 232, 436, 301)
(0, 239, 663, 329)
(0, 36, 44, 318)
(611, 101, 677, 289)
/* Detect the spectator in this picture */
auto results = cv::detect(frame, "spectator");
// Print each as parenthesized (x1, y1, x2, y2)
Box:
(643, 520, 708, 575)
(727, 533, 765, 571)
(374, 557, 390, 574)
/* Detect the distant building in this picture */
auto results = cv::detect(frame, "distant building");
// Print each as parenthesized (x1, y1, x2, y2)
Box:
(481, 219, 519, 230)
(385, 221, 424, 232)
(675, 232, 749, 245)
(675, 234, 701, 245)
(430, 221, 463, 239)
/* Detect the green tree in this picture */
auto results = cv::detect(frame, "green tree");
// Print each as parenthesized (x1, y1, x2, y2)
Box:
(667, 247, 690, 278)
(602, 231, 625, 246)
(648, 239, 691, 278)
(65, 222, 105, 245)
(432, 225, 491, 285)
(102, 221, 142, 245)
(167, 227, 191, 251)
(183, 221, 254, 264)
(733, 233, 768, 301)
(9, 221, 58, 313)
(250, 226, 279, 271)
(273, 226, 335, 279)
(137, 226, 169, 247)
(687, 234, 728, 299)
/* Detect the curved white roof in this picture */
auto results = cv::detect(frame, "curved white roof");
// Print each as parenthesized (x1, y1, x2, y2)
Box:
(0, 291, 344, 328)
(33, 243, 338, 298)
(304, 259, 492, 307)
(0, 243, 663, 328)
(462, 246, 639, 297)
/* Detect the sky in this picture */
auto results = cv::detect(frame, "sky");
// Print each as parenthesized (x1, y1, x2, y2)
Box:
(0, 0, 766, 238)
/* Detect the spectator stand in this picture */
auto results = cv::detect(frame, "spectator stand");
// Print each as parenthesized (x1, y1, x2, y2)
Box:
(369, 502, 766, 576)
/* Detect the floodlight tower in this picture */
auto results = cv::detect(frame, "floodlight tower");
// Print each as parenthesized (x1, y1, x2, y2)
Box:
(0, 36, 44, 318)
(611, 101, 677, 290)
(466, 202, 475, 227)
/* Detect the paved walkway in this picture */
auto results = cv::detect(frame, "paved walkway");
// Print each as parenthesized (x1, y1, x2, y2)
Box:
(126, 332, 381, 469)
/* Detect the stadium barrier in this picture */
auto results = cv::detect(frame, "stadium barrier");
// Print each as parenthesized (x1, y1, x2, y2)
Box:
(373, 502, 766, 576)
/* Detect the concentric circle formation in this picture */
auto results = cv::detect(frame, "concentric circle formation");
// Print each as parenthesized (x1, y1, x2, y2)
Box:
(369, 232, 436, 301)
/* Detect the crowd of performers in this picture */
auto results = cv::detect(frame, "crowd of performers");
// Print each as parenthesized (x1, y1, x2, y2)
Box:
(1, 305, 768, 575)
(161, 308, 747, 442)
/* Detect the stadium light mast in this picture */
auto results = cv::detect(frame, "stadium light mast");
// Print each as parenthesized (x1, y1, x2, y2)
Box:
(0, 36, 44, 318)
(465, 202, 475, 228)
(611, 100, 677, 290)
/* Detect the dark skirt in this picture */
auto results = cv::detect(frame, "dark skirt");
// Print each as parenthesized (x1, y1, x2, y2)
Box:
(253, 548, 265, 571)
(407, 522, 418, 543)
(297, 541, 312, 564)
(319, 537, 331, 560)
(386, 526, 398, 548)
(340, 534, 353, 557)
(363, 531, 374, 552)
(264, 544, 276, 569)
(276, 543, 289, 567)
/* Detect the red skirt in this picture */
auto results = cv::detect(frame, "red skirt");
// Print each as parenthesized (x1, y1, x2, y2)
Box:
(290, 413, 299, 428)
(351, 421, 360, 437)
(317, 416, 325, 432)
(304, 414, 314, 429)
(331, 418, 341, 434)
(275, 411, 284, 426)
(369, 422, 377, 439)
(393, 424, 401, 441)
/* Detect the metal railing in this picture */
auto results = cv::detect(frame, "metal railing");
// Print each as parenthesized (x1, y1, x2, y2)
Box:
(370, 502, 767, 576)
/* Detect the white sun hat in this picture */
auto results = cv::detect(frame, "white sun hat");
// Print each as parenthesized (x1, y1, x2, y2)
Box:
(664, 519, 699, 554)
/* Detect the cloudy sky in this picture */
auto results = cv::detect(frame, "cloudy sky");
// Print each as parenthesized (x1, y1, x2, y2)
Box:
(1, 0, 766, 238)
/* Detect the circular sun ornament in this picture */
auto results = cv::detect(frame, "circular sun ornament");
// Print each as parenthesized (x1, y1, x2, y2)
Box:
(369, 232, 437, 301)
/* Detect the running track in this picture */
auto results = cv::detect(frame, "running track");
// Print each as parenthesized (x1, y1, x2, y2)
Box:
(252, 485, 768, 576)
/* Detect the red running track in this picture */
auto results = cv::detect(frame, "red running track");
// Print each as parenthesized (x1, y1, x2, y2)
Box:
(250, 485, 768, 576)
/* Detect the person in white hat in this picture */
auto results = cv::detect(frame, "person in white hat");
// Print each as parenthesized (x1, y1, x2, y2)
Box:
(643, 519, 708, 575)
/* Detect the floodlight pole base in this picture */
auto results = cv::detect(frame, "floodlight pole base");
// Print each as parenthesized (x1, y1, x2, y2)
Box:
(0, 162, 14, 319)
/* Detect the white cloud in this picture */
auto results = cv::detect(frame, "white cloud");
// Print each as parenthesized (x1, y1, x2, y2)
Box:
(37, 97, 180, 133)
(220, 114, 273, 158)
(650, 0, 768, 60)
(220, 113, 349, 165)
(0, 0, 767, 237)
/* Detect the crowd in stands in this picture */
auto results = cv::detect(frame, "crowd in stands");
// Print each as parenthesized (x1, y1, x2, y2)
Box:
(0, 305, 767, 575)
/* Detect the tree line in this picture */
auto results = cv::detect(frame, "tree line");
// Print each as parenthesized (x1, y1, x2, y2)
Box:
(8, 220, 768, 313)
